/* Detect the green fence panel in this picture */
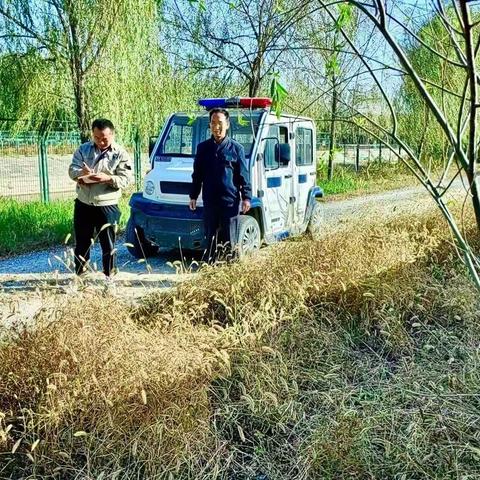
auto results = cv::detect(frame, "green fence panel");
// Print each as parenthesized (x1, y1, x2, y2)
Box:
(0, 131, 41, 201)
(46, 131, 80, 200)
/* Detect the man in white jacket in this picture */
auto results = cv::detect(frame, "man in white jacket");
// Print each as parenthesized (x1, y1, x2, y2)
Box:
(68, 118, 133, 278)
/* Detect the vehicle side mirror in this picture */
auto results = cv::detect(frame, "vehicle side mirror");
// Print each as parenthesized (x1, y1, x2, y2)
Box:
(148, 136, 158, 157)
(277, 143, 291, 166)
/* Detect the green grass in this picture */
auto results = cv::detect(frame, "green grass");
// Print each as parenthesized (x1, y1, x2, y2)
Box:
(0, 193, 131, 257)
(318, 160, 417, 197)
(0, 198, 73, 256)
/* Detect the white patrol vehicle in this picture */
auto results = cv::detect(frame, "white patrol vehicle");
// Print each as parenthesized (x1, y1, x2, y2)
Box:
(126, 97, 324, 257)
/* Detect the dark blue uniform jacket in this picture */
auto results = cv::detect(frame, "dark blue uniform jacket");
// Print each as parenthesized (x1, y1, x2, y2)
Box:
(190, 136, 251, 207)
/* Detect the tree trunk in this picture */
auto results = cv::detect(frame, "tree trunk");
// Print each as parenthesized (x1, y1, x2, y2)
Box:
(74, 75, 90, 143)
(459, 0, 480, 232)
(249, 77, 260, 97)
(67, 6, 90, 143)
(474, 177, 480, 233)
(249, 54, 262, 97)
(327, 84, 337, 181)
(465, 170, 480, 231)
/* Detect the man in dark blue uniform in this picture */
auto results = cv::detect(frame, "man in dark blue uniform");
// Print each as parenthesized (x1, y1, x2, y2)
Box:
(189, 107, 251, 261)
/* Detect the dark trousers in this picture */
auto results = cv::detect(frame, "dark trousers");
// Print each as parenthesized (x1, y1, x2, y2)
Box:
(203, 202, 239, 262)
(73, 199, 121, 276)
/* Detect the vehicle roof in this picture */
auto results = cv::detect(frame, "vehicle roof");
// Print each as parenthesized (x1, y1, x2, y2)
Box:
(171, 110, 314, 122)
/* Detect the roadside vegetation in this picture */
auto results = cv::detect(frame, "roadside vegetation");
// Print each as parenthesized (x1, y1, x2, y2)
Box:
(0, 198, 72, 257)
(318, 160, 420, 197)
(1, 206, 478, 478)
(0, 191, 133, 257)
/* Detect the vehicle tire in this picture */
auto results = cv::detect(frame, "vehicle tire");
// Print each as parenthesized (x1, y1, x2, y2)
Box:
(307, 200, 324, 239)
(126, 217, 159, 258)
(237, 215, 261, 257)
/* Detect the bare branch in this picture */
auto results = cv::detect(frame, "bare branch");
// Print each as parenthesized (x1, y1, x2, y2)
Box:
(319, 1, 399, 135)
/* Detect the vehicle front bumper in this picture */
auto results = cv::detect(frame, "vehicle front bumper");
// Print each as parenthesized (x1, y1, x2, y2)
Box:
(129, 193, 206, 250)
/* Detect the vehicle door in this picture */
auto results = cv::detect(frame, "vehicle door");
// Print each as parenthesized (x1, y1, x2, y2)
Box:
(292, 121, 316, 226)
(261, 122, 294, 236)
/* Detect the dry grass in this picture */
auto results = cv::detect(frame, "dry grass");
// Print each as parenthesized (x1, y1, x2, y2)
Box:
(1, 208, 479, 479)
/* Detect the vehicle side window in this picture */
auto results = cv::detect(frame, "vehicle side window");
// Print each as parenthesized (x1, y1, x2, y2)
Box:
(264, 125, 289, 170)
(279, 126, 288, 144)
(163, 124, 193, 155)
(264, 125, 279, 170)
(296, 127, 313, 166)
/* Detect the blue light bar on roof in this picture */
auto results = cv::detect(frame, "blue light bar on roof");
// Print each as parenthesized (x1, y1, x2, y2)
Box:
(198, 98, 228, 109)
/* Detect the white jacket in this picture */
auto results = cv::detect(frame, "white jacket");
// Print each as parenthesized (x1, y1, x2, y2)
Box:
(68, 141, 133, 206)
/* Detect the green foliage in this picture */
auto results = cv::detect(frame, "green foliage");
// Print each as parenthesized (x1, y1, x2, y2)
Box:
(187, 0, 207, 12)
(325, 53, 340, 77)
(335, 3, 353, 30)
(0, 198, 72, 256)
(0, 195, 131, 257)
(237, 113, 249, 127)
(398, 9, 474, 165)
(0, 50, 72, 127)
(0, 0, 217, 140)
(187, 113, 198, 126)
(270, 74, 288, 118)
(317, 160, 416, 196)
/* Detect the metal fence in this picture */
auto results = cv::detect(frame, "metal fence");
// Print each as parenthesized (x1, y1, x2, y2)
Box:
(317, 143, 403, 169)
(0, 126, 404, 202)
(0, 128, 149, 202)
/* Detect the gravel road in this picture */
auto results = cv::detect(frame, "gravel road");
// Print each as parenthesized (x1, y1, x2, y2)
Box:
(0, 182, 467, 324)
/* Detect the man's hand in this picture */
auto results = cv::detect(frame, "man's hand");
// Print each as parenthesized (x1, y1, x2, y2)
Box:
(241, 199, 251, 214)
(189, 199, 197, 211)
(81, 162, 93, 176)
(88, 172, 112, 184)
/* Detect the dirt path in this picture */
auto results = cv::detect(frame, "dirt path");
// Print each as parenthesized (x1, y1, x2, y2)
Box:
(0, 183, 467, 326)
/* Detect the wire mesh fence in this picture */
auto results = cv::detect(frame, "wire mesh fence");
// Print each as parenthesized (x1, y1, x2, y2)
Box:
(317, 143, 403, 169)
(0, 132, 43, 200)
(0, 123, 405, 202)
(0, 126, 150, 202)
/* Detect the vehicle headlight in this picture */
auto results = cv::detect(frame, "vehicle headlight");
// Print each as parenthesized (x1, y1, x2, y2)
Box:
(145, 180, 155, 195)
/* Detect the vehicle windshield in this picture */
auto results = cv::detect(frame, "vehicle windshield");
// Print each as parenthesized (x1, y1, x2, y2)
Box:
(154, 110, 263, 159)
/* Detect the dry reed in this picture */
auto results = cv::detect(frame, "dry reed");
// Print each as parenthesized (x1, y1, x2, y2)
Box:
(1, 207, 479, 479)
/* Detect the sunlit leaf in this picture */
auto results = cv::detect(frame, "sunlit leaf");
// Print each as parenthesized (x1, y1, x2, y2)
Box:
(270, 73, 288, 119)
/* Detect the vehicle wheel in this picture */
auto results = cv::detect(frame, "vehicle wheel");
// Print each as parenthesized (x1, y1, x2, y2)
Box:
(237, 215, 261, 257)
(126, 217, 159, 258)
(307, 200, 324, 239)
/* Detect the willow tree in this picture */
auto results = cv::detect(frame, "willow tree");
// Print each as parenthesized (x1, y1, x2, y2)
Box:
(0, 0, 161, 141)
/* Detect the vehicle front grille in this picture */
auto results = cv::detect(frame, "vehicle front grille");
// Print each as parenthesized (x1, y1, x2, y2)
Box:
(148, 217, 203, 236)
